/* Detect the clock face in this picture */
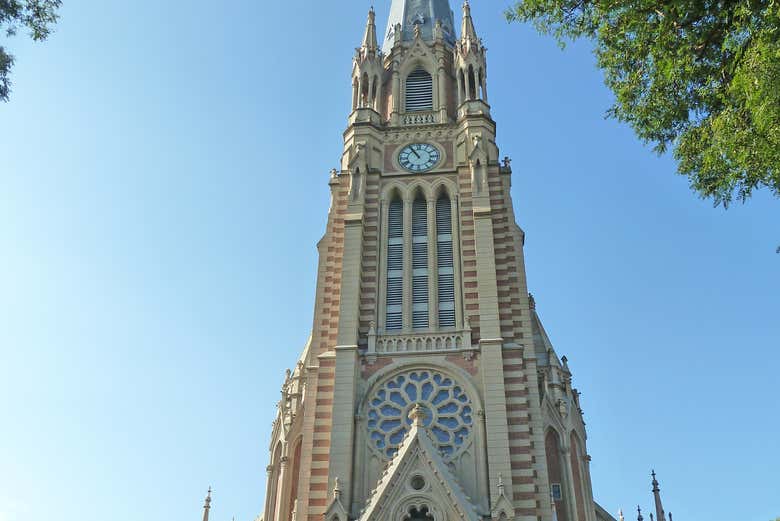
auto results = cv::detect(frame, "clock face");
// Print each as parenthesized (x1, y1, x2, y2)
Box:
(398, 143, 441, 173)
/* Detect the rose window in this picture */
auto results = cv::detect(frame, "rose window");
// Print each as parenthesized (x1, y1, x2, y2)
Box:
(367, 370, 473, 459)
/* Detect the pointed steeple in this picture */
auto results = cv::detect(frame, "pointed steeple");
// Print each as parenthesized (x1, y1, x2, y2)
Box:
(637, 506, 644, 521)
(651, 470, 667, 521)
(619, 509, 625, 521)
(382, 0, 456, 53)
(202, 487, 212, 521)
(361, 7, 378, 55)
(461, 1, 478, 41)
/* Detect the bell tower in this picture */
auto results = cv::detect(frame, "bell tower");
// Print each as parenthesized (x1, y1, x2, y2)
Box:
(261, 3, 615, 521)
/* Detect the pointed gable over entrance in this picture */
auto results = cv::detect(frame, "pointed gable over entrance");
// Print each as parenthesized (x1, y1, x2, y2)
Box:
(357, 406, 481, 521)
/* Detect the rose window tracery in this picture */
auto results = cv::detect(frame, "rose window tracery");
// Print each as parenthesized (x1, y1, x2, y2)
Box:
(366, 370, 473, 460)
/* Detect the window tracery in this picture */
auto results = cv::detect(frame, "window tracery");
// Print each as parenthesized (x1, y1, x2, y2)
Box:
(366, 370, 473, 459)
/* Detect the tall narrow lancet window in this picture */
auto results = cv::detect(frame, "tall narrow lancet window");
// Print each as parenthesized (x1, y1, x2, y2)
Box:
(405, 67, 433, 112)
(412, 196, 429, 329)
(468, 64, 477, 100)
(287, 438, 302, 521)
(545, 430, 568, 521)
(386, 198, 404, 331)
(570, 432, 587, 521)
(436, 195, 455, 327)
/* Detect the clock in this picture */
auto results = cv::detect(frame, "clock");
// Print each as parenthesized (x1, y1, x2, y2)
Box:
(398, 143, 441, 172)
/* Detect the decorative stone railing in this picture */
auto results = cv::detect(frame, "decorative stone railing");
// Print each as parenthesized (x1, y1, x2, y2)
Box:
(402, 111, 437, 126)
(367, 323, 473, 357)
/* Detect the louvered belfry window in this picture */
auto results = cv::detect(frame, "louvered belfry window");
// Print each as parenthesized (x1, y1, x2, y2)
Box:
(436, 195, 456, 327)
(412, 197, 429, 329)
(405, 67, 433, 112)
(386, 199, 404, 331)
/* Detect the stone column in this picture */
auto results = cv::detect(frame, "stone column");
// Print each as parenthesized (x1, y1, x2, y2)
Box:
(438, 63, 447, 122)
(471, 171, 514, 506)
(391, 62, 400, 125)
(457, 69, 464, 106)
(263, 465, 275, 521)
(273, 456, 289, 521)
(328, 346, 358, 512)
(368, 75, 375, 110)
(376, 76, 383, 116)
(451, 196, 464, 330)
(561, 445, 579, 521)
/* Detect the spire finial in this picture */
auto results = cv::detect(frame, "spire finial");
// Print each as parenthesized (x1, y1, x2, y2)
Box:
(361, 6, 378, 54)
(202, 488, 212, 521)
(619, 509, 625, 521)
(333, 477, 341, 500)
(461, 0, 478, 41)
(497, 473, 505, 496)
(409, 404, 427, 426)
(637, 506, 643, 521)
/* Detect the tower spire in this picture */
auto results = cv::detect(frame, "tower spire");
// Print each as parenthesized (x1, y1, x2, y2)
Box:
(361, 7, 378, 55)
(651, 470, 667, 521)
(202, 487, 212, 521)
(461, 1, 478, 41)
(382, 0, 456, 53)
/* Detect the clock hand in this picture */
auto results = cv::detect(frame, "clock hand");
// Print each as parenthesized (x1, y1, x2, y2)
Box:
(410, 148, 421, 159)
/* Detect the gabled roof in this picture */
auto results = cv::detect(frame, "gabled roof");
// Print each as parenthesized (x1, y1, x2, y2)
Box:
(531, 308, 561, 370)
(357, 409, 481, 521)
(595, 502, 619, 521)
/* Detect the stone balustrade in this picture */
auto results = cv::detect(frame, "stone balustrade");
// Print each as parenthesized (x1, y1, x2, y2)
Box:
(367, 326, 473, 356)
(402, 111, 437, 126)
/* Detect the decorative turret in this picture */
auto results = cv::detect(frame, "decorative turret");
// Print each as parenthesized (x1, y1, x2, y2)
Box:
(351, 7, 384, 116)
(460, 0, 478, 42)
(454, 1, 488, 115)
(361, 7, 378, 56)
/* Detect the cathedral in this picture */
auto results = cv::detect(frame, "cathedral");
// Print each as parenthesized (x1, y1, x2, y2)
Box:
(204, 2, 675, 521)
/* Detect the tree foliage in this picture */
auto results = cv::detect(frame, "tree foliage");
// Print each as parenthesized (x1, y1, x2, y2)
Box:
(506, 0, 780, 207)
(0, 0, 62, 102)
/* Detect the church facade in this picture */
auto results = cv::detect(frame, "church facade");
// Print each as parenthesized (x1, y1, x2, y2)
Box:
(258, 3, 624, 521)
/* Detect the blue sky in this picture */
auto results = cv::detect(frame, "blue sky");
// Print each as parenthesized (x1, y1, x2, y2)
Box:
(1, 1, 777, 521)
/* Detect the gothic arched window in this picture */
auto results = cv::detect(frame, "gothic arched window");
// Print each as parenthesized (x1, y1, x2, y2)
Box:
(386, 197, 404, 331)
(407, 506, 434, 521)
(545, 429, 569, 521)
(405, 67, 433, 112)
(436, 195, 455, 327)
(570, 432, 587, 521)
(412, 195, 429, 329)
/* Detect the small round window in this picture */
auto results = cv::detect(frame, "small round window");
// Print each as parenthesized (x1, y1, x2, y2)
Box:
(410, 475, 426, 490)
